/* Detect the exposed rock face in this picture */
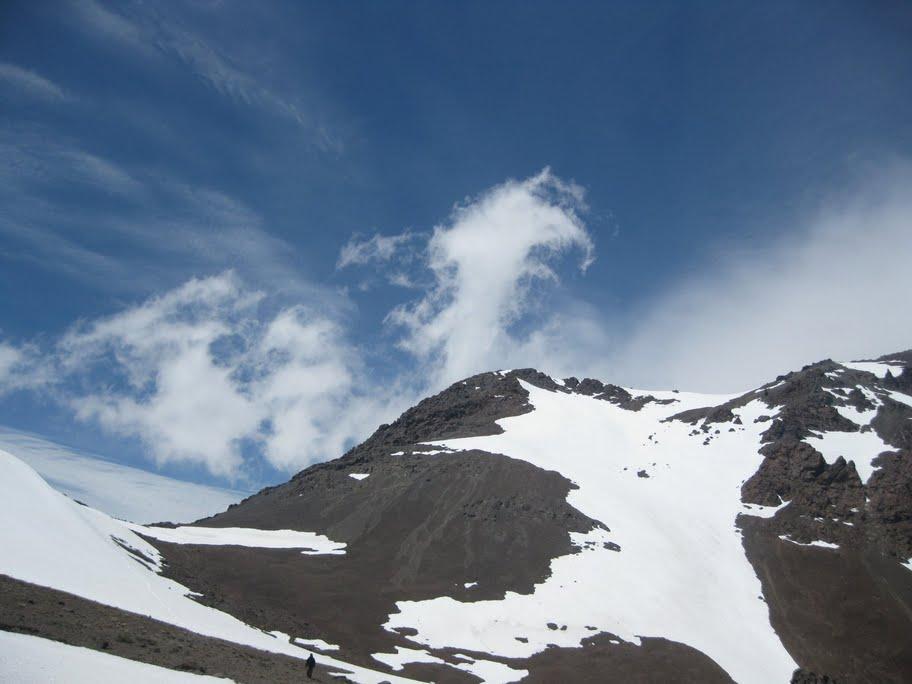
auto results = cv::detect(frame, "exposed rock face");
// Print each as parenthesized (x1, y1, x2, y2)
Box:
(670, 353, 912, 684)
(791, 670, 839, 684)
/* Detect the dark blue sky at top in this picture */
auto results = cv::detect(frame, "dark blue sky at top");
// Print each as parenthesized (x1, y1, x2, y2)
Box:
(1, 0, 911, 486)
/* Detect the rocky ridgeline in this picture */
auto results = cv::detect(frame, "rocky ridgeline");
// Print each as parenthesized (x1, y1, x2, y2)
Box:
(664, 353, 912, 562)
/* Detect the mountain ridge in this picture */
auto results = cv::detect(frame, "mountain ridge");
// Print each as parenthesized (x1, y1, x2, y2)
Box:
(2, 351, 911, 683)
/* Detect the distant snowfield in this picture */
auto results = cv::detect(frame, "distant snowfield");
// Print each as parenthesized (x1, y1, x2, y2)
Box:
(0, 630, 232, 683)
(841, 360, 906, 379)
(127, 523, 347, 555)
(0, 428, 247, 523)
(385, 382, 799, 684)
(0, 450, 416, 684)
(807, 371, 903, 484)
(804, 429, 890, 484)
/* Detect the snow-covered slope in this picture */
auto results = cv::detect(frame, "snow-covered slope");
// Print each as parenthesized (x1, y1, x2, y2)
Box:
(4, 351, 912, 683)
(0, 428, 247, 523)
(386, 382, 797, 683)
(0, 631, 232, 684)
(0, 449, 416, 684)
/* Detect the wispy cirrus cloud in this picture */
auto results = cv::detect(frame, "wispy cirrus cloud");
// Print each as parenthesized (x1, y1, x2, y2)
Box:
(66, 0, 340, 151)
(0, 127, 333, 300)
(0, 63, 68, 102)
(337, 232, 417, 269)
(0, 128, 140, 196)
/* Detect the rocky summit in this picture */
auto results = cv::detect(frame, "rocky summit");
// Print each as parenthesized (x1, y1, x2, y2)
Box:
(2, 352, 911, 683)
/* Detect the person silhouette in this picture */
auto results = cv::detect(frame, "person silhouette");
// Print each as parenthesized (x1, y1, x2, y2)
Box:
(306, 653, 316, 679)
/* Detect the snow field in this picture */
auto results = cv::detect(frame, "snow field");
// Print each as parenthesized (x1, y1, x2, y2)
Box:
(803, 429, 891, 484)
(0, 450, 417, 684)
(384, 382, 798, 684)
(0, 631, 232, 684)
(841, 361, 906, 379)
(125, 523, 347, 555)
(371, 647, 527, 684)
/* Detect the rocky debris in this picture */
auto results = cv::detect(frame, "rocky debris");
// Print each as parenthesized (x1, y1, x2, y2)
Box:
(865, 450, 912, 561)
(871, 399, 912, 451)
(563, 376, 674, 411)
(791, 669, 839, 684)
(667, 354, 912, 563)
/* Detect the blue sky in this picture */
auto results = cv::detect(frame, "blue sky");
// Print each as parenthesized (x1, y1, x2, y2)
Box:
(1, 0, 911, 489)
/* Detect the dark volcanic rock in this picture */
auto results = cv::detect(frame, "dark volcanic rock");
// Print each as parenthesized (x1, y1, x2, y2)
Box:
(865, 450, 912, 561)
(791, 669, 839, 684)
(741, 517, 912, 684)
(126, 353, 912, 682)
(161, 449, 602, 662)
(516, 634, 734, 683)
(673, 353, 912, 682)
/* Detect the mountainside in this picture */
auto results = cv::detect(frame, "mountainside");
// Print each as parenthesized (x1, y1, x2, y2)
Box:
(2, 351, 912, 683)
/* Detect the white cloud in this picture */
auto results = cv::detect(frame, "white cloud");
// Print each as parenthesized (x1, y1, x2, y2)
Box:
(60, 274, 263, 477)
(606, 165, 912, 392)
(0, 343, 24, 386)
(27, 273, 377, 479)
(254, 309, 359, 471)
(337, 232, 415, 269)
(0, 63, 67, 101)
(7, 166, 910, 486)
(0, 339, 49, 394)
(388, 168, 594, 386)
(481, 165, 912, 393)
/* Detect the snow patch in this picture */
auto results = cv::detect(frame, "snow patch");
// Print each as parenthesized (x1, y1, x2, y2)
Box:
(372, 646, 445, 671)
(739, 498, 789, 519)
(349, 473, 370, 481)
(450, 655, 527, 683)
(778, 535, 840, 550)
(0, 450, 415, 684)
(887, 390, 912, 410)
(804, 429, 891, 484)
(127, 523, 347, 555)
(823, 388, 880, 427)
(294, 637, 341, 651)
(841, 361, 905, 379)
